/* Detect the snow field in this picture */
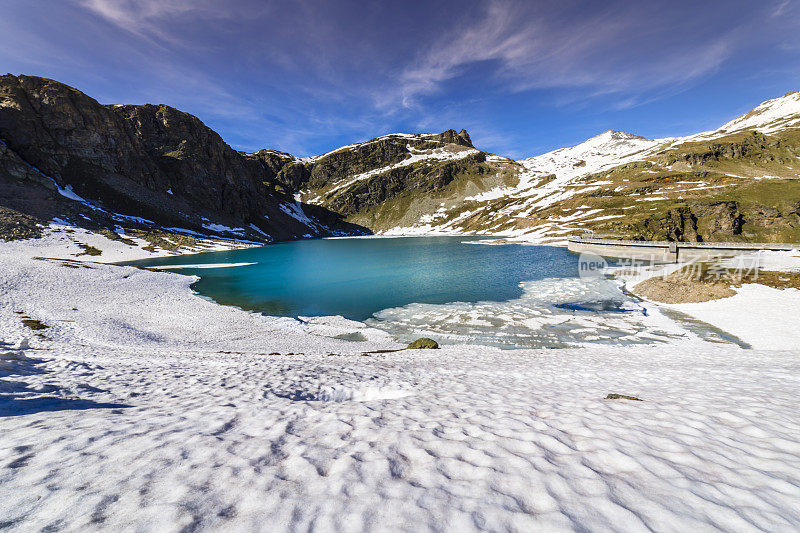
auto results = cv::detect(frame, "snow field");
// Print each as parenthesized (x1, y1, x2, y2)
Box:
(1, 232, 800, 530)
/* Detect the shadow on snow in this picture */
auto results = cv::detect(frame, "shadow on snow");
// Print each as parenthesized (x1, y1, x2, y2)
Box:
(0, 345, 130, 417)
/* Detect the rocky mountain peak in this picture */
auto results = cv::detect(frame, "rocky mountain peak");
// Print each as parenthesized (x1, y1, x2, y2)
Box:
(431, 129, 473, 148)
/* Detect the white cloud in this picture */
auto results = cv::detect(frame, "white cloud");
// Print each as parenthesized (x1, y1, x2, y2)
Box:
(79, 0, 199, 33)
(771, 0, 792, 17)
(76, 0, 270, 44)
(396, 0, 735, 109)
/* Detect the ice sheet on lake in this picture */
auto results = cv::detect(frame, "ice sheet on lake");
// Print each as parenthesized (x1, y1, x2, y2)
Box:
(367, 277, 689, 348)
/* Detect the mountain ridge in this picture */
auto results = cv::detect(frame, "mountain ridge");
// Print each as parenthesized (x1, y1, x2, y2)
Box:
(1, 73, 799, 249)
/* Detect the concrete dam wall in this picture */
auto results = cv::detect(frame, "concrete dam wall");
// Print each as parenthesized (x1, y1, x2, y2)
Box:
(567, 237, 799, 263)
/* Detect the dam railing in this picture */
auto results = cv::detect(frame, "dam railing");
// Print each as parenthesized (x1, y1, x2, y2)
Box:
(567, 235, 799, 263)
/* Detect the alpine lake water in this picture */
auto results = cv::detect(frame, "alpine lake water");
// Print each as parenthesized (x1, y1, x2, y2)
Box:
(125, 236, 732, 349)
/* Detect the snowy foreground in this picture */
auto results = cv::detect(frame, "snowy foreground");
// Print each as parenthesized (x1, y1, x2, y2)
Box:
(2, 232, 800, 531)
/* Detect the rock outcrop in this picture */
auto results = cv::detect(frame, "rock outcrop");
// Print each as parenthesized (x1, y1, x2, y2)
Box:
(273, 130, 477, 194)
(658, 130, 800, 167)
(635, 202, 747, 242)
(693, 201, 744, 238)
(641, 207, 701, 242)
(407, 338, 439, 349)
(325, 152, 489, 216)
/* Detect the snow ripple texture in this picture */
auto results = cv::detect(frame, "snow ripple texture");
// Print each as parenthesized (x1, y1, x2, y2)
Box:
(1, 346, 799, 532)
(0, 239, 799, 531)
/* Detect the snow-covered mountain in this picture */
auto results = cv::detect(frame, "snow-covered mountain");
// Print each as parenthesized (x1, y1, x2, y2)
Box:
(488, 91, 800, 207)
(716, 91, 800, 134)
(363, 91, 800, 242)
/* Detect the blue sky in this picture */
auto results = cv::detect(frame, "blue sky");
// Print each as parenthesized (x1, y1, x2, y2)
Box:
(2, 0, 799, 158)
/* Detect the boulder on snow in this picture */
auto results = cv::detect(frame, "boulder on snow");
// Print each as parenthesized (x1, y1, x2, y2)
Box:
(605, 393, 642, 401)
(407, 338, 439, 350)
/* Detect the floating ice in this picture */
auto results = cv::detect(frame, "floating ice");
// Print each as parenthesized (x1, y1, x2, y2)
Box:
(152, 262, 256, 270)
(368, 277, 688, 348)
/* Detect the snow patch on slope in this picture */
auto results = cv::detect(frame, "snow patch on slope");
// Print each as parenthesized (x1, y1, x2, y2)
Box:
(301, 133, 436, 163)
(279, 201, 319, 234)
(518, 130, 659, 189)
(308, 146, 479, 203)
(717, 91, 800, 134)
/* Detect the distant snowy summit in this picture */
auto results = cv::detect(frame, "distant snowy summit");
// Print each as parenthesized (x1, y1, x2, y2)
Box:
(717, 91, 800, 134)
(528, 90, 800, 166)
(587, 130, 649, 142)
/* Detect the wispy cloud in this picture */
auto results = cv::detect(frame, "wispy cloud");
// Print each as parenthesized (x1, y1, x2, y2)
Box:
(76, 0, 275, 45)
(771, 0, 793, 17)
(396, 0, 735, 109)
(78, 0, 203, 41)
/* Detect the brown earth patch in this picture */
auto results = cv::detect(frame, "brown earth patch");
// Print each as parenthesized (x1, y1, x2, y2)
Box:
(632, 272, 736, 303)
(631, 262, 800, 303)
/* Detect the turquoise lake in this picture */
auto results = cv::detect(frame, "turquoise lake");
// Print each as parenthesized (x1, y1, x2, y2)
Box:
(125, 236, 577, 320)
(126, 236, 697, 348)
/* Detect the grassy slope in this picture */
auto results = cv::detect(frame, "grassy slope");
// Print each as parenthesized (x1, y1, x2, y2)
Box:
(287, 128, 800, 242)
(344, 161, 521, 232)
(512, 129, 800, 242)
(303, 140, 521, 232)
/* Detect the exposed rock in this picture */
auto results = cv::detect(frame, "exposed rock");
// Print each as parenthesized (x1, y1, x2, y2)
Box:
(786, 201, 800, 216)
(21, 319, 49, 330)
(432, 129, 473, 147)
(325, 153, 490, 216)
(659, 130, 800, 172)
(641, 207, 700, 242)
(605, 394, 642, 401)
(258, 126, 506, 234)
(692, 201, 744, 238)
(268, 160, 309, 193)
(243, 149, 296, 178)
(76, 243, 102, 256)
(662, 131, 798, 166)
(0, 206, 42, 241)
(269, 129, 478, 197)
(632, 201, 750, 242)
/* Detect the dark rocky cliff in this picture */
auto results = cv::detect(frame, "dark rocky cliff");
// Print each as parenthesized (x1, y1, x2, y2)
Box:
(0, 74, 364, 242)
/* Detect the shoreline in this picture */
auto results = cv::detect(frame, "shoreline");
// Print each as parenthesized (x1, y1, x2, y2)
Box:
(617, 251, 800, 350)
(10, 223, 800, 351)
(24, 223, 800, 351)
